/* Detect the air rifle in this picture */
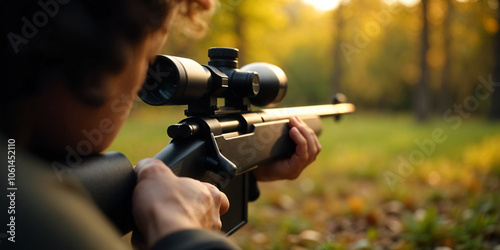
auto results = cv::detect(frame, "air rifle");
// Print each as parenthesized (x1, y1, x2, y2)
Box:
(70, 47, 355, 236)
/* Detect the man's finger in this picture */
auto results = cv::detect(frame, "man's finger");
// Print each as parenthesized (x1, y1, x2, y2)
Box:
(219, 191, 230, 215)
(203, 183, 230, 215)
(290, 126, 308, 161)
(135, 158, 174, 179)
(292, 118, 317, 159)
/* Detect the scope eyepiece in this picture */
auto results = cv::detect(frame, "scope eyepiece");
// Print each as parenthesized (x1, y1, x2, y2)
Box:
(139, 47, 288, 115)
(140, 55, 211, 106)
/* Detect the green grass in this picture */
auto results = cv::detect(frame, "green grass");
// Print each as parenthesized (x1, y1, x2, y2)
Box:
(109, 107, 500, 249)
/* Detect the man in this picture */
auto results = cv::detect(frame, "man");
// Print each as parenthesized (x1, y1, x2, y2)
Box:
(0, 0, 321, 249)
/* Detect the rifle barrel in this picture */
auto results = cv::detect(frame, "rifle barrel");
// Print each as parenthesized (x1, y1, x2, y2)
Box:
(259, 103, 355, 122)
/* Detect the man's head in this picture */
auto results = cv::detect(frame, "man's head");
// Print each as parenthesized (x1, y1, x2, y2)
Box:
(0, 0, 215, 157)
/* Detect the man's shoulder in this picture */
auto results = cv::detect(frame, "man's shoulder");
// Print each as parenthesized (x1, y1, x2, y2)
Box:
(0, 137, 130, 250)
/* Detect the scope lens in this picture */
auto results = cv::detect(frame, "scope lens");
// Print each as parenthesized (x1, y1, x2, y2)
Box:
(139, 55, 211, 106)
(241, 63, 288, 107)
(251, 74, 260, 96)
(139, 55, 183, 106)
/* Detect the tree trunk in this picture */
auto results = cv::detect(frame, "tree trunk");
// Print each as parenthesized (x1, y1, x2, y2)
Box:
(416, 0, 431, 122)
(488, 6, 500, 120)
(437, 0, 453, 115)
(331, 4, 344, 95)
(235, 6, 247, 67)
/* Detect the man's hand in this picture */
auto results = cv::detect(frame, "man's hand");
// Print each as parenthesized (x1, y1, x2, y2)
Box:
(132, 158, 230, 249)
(253, 116, 322, 181)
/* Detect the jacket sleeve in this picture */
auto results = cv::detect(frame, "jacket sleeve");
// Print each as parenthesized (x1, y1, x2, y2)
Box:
(151, 230, 240, 250)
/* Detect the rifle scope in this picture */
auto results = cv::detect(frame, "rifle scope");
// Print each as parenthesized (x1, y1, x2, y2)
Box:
(139, 47, 287, 110)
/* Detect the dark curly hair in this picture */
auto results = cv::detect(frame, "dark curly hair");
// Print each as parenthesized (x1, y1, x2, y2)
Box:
(0, 0, 176, 106)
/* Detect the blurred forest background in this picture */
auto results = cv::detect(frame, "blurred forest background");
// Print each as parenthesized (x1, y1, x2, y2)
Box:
(111, 0, 500, 249)
(163, 0, 500, 120)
